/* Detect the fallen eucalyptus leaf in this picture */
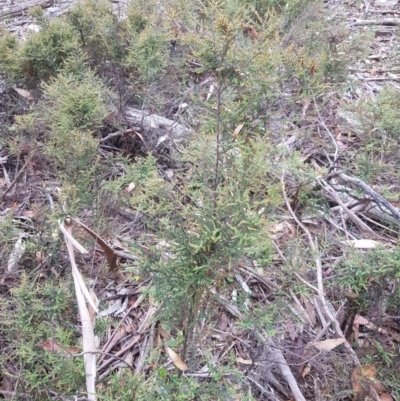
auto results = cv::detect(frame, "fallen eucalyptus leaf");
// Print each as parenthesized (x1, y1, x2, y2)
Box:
(165, 346, 188, 371)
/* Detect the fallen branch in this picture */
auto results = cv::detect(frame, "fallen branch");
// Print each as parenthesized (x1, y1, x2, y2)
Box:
(260, 334, 307, 401)
(338, 172, 400, 227)
(319, 179, 381, 238)
(365, 76, 400, 81)
(350, 18, 400, 26)
(0, 0, 53, 20)
(123, 107, 193, 141)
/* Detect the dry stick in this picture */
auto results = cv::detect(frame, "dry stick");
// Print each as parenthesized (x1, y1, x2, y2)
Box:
(315, 96, 400, 230)
(138, 322, 155, 373)
(239, 265, 280, 291)
(0, 0, 52, 20)
(214, 295, 306, 401)
(313, 294, 328, 328)
(319, 179, 382, 239)
(360, 213, 400, 237)
(281, 174, 360, 366)
(338, 172, 400, 226)
(1, 154, 34, 200)
(313, 301, 345, 342)
(99, 303, 157, 372)
(259, 334, 307, 401)
(98, 335, 141, 371)
(99, 294, 145, 364)
(350, 18, 400, 26)
(325, 214, 358, 239)
(365, 76, 400, 81)
(135, 334, 150, 373)
(348, 67, 400, 73)
(99, 128, 141, 143)
(71, 351, 134, 370)
(247, 376, 283, 401)
(369, 9, 400, 13)
(313, 98, 339, 163)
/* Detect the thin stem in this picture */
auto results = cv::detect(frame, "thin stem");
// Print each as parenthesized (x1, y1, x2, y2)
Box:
(213, 80, 223, 201)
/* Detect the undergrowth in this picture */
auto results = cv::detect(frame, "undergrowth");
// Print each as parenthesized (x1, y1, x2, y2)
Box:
(1, 0, 399, 399)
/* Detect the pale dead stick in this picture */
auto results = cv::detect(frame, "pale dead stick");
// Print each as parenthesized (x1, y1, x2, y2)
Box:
(281, 173, 360, 366)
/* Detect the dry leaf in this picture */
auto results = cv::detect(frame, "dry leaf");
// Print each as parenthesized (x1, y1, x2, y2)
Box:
(301, 365, 311, 378)
(40, 340, 64, 353)
(206, 84, 214, 101)
(7, 236, 26, 272)
(158, 328, 171, 340)
(23, 210, 36, 218)
(123, 182, 135, 194)
(40, 340, 80, 356)
(352, 365, 385, 398)
(379, 393, 394, 401)
(302, 98, 311, 117)
(70, 217, 117, 271)
(342, 239, 380, 248)
(13, 87, 34, 100)
(165, 346, 188, 371)
(233, 124, 244, 136)
(219, 312, 228, 331)
(287, 322, 298, 342)
(310, 338, 346, 351)
(344, 291, 358, 299)
(237, 357, 253, 365)
(354, 314, 388, 335)
(301, 295, 316, 326)
(134, 131, 144, 142)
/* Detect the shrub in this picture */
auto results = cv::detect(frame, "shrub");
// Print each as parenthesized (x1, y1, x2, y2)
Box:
(0, 273, 86, 398)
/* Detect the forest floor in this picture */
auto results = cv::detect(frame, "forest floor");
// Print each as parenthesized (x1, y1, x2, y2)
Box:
(1, 0, 400, 400)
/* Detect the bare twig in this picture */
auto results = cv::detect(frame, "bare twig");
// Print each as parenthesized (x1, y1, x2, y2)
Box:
(99, 294, 145, 363)
(338, 172, 400, 226)
(313, 98, 339, 163)
(319, 179, 381, 238)
(71, 351, 134, 370)
(1, 153, 34, 200)
(312, 301, 346, 342)
(247, 376, 283, 401)
(98, 335, 141, 371)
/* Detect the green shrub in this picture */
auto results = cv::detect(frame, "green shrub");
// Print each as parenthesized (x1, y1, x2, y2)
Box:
(41, 70, 107, 132)
(373, 86, 400, 140)
(21, 18, 80, 83)
(33, 70, 106, 209)
(0, 274, 86, 398)
(334, 247, 400, 311)
(0, 27, 23, 84)
(67, 0, 126, 64)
